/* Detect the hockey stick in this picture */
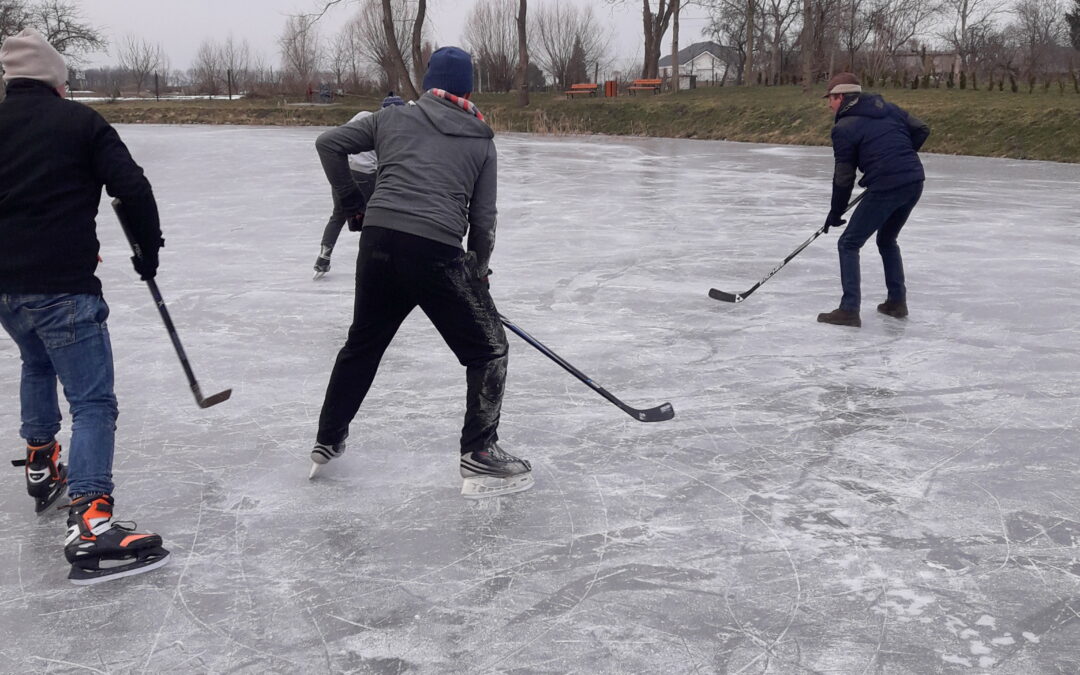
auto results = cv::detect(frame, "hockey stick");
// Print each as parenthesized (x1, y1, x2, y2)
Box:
(709, 190, 867, 303)
(111, 199, 232, 409)
(498, 314, 675, 422)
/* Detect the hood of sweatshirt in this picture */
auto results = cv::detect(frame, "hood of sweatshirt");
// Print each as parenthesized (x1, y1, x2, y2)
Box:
(416, 92, 494, 140)
(836, 93, 889, 121)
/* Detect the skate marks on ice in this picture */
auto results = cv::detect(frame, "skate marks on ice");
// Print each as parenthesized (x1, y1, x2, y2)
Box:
(0, 127, 1078, 671)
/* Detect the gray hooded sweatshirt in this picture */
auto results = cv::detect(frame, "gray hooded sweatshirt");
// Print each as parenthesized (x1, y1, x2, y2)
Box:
(315, 92, 497, 269)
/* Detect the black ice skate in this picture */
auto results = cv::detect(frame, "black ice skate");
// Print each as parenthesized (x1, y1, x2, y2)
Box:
(313, 245, 332, 280)
(63, 494, 170, 585)
(309, 440, 345, 479)
(11, 440, 67, 513)
(460, 442, 533, 499)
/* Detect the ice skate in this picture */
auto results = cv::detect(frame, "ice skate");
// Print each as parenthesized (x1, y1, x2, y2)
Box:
(11, 440, 67, 513)
(877, 299, 908, 318)
(817, 308, 861, 327)
(313, 245, 332, 280)
(63, 494, 170, 585)
(460, 442, 533, 499)
(309, 440, 345, 479)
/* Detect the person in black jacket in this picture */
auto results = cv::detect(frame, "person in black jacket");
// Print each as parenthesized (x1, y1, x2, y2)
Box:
(0, 28, 169, 584)
(817, 72, 930, 327)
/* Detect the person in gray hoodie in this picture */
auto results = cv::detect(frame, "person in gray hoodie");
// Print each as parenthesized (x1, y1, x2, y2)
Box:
(308, 47, 532, 499)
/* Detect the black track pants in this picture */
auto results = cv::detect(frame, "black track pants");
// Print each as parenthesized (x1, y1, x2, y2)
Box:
(316, 226, 508, 454)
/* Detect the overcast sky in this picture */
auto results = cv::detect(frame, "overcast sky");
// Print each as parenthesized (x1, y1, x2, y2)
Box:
(73, 0, 713, 72)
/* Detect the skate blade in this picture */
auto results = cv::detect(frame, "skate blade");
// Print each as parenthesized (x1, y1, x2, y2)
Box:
(461, 472, 534, 500)
(68, 550, 171, 586)
(313, 270, 327, 280)
(308, 461, 323, 479)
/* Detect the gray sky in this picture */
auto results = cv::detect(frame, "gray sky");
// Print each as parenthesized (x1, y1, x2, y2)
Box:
(73, 0, 712, 72)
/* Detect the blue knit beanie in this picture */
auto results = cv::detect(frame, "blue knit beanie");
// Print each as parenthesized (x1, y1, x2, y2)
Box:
(381, 92, 405, 108)
(421, 46, 473, 96)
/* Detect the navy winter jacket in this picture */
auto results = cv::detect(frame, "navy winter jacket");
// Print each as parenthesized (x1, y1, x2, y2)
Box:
(0, 78, 161, 295)
(829, 94, 930, 218)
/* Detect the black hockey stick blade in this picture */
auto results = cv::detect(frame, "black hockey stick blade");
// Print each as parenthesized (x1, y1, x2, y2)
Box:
(195, 386, 232, 409)
(499, 314, 675, 423)
(708, 288, 746, 303)
(623, 400, 675, 422)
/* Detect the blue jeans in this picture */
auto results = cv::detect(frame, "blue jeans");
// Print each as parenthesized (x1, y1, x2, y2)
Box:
(0, 294, 117, 497)
(836, 181, 923, 312)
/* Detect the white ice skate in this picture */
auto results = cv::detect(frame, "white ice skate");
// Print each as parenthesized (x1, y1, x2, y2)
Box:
(460, 443, 533, 499)
(308, 440, 345, 479)
(313, 246, 332, 280)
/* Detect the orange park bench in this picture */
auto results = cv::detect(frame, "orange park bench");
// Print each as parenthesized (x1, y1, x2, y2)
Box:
(628, 79, 662, 95)
(565, 83, 599, 98)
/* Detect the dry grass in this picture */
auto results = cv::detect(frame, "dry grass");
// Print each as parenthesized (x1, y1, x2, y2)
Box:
(85, 85, 1080, 163)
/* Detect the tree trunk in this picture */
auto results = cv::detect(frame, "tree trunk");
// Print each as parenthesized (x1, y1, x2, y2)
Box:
(382, 0, 419, 99)
(801, 0, 813, 93)
(410, 0, 427, 87)
(744, 0, 755, 86)
(515, 0, 529, 106)
(671, 1, 680, 93)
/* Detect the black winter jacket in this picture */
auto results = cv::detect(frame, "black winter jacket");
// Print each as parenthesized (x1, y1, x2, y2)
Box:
(0, 78, 161, 295)
(829, 94, 930, 218)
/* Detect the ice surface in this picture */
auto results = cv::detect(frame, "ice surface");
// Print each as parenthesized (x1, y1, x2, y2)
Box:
(1, 125, 1078, 673)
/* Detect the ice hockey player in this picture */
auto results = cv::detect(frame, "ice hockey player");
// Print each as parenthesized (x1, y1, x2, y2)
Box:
(308, 46, 533, 499)
(817, 72, 929, 327)
(0, 28, 170, 583)
(312, 92, 406, 279)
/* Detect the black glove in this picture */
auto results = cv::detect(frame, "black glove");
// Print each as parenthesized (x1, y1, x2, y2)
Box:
(464, 251, 491, 288)
(347, 211, 365, 232)
(823, 212, 846, 234)
(131, 238, 163, 281)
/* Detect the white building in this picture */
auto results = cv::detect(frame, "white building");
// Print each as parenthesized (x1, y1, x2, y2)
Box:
(659, 41, 735, 87)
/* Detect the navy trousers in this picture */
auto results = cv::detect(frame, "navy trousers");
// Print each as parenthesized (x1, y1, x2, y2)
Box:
(837, 181, 923, 312)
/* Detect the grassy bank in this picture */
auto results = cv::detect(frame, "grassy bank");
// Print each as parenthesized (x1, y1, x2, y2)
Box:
(86, 85, 1080, 163)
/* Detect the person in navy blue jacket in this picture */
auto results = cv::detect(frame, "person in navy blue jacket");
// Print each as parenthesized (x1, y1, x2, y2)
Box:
(817, 72, 930, 327)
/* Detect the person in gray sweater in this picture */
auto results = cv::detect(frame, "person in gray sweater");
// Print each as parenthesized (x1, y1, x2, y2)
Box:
(308, 47, 532, 499)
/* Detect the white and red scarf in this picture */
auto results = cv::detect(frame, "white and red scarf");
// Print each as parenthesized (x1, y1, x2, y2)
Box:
(429, 88, 485, 123)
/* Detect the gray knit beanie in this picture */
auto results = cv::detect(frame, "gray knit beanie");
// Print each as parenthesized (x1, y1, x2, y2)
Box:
(1, 27, 68, 88)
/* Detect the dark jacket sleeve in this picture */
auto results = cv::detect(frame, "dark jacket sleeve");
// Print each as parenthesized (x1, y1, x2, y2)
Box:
(316, 117, 376, 214)
(902, 109, 931, 152)
(466, 143, 498, 273)
(91, 116, 162, 256)
(829, 123, 857, 216)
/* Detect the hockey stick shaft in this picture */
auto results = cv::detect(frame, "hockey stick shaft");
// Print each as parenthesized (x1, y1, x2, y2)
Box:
(498, 314, 674, 422)
(111, 199, 231, 408)
(709, 190, 867, 303)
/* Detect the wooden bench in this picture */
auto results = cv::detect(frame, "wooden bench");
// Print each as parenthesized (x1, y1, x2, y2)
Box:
(627, 79, 662, 95)
(565, 83, 599, 98)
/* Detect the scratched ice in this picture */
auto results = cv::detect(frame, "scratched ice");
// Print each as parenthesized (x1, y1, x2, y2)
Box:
(1, 125, 1078, 673)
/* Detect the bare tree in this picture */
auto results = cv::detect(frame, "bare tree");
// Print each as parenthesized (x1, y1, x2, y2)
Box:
(192, 39, 224, 95)
(115, 34, 163, 94)
(532, 1, 609, 88)
(761, 0, 801, 83)
(465, 0, 519, 92)
(1011, 0, 1065, 89)
(279, 14, 322, 93)
(864, 0, 944, 83)
(348, 0, 420, 94)
(602, 0, 678, 78)
(939, 0, 1006, 87)
(837, 0, 874, 71)
(23, 0, 105, 61)
(1, 1, 29, 39)
(515, 0, 530, 105)
(703, 0, 751, 83)
(220, 34, 251, 94)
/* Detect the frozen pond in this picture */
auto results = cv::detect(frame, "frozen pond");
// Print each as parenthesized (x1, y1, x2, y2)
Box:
(1, 124, 1078, 673)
